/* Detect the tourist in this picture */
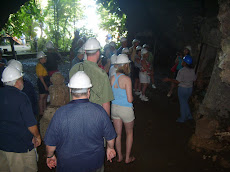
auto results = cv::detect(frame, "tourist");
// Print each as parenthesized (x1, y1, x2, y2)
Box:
(45, 71, 116, 171)
(163, 55, 196, 122)
(110, 54, 135, 164)
(36, 51, 49, 116)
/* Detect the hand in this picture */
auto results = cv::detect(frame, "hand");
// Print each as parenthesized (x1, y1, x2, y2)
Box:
(32, 135, 41, 148)
(163, 78, 170, 82)
(46, 155, 57, 169)
(106, 147, 116, 162)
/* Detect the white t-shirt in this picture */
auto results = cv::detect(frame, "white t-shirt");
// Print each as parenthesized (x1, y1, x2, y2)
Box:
(176, 67, 196, 88)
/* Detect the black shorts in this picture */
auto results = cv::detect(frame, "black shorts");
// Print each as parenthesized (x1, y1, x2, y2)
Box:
(133, 67, 140, 79)
(37, 76, 50, 94)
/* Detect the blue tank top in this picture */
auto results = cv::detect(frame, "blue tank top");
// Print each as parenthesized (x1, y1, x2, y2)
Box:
(112, 74, 133, 107)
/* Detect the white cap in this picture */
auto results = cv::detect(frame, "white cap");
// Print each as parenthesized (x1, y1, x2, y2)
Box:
(121, 47, 129, 54)
(143, 44, 149, 48)
(136, 46, 142, 51)
(116, 54, 131, 64)
(109, 41, 116, 48)
(68, 71, 92, 89)
(120, 37, 127, 43)
(7, 59, 23, 73)
(46, 41, 54, 49)
(37, 51, 47, 59)
(111, 54, 117, 65)
(185, 45, 192, 52)
(1, 66, 23, 83)
(141, 48, 148, 55)
(132, 39, 140, 45)
(84, 38, 101, 53)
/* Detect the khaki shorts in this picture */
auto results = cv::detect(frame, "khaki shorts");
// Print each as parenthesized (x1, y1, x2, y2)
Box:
(139, 72, 150, 83)
(111, 104, 135, 123)
(0, 149, 37, 172)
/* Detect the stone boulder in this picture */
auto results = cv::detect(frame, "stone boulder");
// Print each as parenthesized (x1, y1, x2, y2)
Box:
(195, 117, 219, 139)
(40, 106, 59, 139)
(49, 72, 70, 106)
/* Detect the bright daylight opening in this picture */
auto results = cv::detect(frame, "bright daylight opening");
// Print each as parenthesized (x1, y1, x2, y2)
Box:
(37, 0, 108, 47)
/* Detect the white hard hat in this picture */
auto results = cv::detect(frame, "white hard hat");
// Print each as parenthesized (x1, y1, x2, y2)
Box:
(111, 54, 117, 65)
(136, 46, 142, 51)
(185, 45, 192, 52)
(37, 51, 47, 59)
(116, 54, 131, 64)
(132, 39, 140, 44)
(46, 41, 54, 49)
(141, 48, 148, 55)
(1, 66, 23, 83)
(109, 41, 116, 48)
(84, 38, 101, 53)
(120, 37, 127, 43)
(7, 59, 23, 73)
(143, 44, 149, 48)
(68, 71, 92, 89)
(121, 47, 129, 54)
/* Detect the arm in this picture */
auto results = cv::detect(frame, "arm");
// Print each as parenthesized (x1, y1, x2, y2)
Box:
(106, 139, 116, 162)
(46, 145, 57, 169)
(125, 77, 133, 103)
(102, 102, 110, 116)
(163, 78, 180, 84)
(28, 125, 41, 148)
(39, 76, 48, 91)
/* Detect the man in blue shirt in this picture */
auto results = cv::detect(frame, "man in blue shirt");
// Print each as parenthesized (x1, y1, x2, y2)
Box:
(45, 71, 117, 172)
(0, 66, 41, 171)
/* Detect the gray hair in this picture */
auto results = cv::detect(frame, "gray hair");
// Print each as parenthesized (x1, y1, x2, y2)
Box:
(71, 88, 89, 98)
(4, 79, 17, 86)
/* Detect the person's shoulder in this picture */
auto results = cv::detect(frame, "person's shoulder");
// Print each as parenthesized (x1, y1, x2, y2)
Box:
(69, 62, 82, 77)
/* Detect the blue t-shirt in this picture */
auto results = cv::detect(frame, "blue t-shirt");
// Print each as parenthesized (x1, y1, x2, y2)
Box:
(44, 99, 116, 172)
(0, 86, 37, 153)
(22, 78, 38, 117)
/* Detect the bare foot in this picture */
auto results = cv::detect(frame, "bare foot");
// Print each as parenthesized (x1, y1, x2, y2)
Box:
(125, 156, 135, 164)
(117, 155, 123, 162)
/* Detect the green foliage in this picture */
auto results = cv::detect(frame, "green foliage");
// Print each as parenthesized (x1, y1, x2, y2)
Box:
(1, 0, 43, 40)
(44, 0, 83, 50)
(97, 0, 127, 41)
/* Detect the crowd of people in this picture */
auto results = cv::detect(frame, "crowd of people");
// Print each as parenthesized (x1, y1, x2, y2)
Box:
(0, 36, 197, 171)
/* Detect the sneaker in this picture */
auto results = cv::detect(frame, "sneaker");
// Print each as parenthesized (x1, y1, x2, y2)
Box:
(152, 84, 156, 89)
(167, 93, 172, 97)
(139, 94, 143, 99)
(135, 91, 141, 95)
(141, 95, 149, 101)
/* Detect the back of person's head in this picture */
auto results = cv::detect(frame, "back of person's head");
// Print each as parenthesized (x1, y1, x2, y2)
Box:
(1, 66, 23, 87)
(115, 54, 131, 75)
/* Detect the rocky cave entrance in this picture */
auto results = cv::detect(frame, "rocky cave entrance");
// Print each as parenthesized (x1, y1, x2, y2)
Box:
(1, 0, 230, 171)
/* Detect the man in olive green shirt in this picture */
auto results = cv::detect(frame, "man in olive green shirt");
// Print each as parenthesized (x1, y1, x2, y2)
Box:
(69, 38, 114, 116)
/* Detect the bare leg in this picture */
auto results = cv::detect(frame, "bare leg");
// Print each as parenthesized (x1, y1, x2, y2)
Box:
(113, 119, 123, 162)
(39, 94, 46, 115)
(142, 83, 149, 96)
(124, 120, 135, 163)
(168, 83, 175, 96)
(43, 94, 48, 112)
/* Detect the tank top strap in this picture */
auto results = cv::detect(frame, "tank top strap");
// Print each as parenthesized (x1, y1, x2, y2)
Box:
(112, 74, 125, 89)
